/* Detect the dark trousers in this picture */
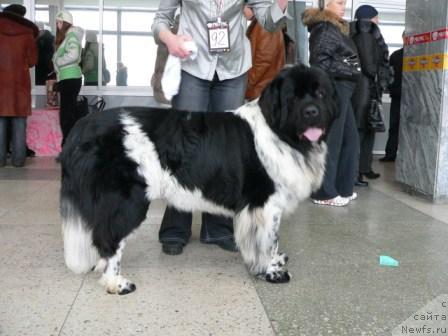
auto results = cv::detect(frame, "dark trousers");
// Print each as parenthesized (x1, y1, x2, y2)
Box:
(312, 81, 359, 200)
(384, 96, 401, 159)
(0, 117, 26, 167)
(358, 128, 375, 174)
(159, 71, 247, 245)
(58, 78, 82, 146)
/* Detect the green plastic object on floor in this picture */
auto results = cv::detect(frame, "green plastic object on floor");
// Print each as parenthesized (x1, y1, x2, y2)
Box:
(379, 255, 399, 267)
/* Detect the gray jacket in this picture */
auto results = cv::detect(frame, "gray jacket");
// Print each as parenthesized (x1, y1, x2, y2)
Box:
(152, 0, 287, 81)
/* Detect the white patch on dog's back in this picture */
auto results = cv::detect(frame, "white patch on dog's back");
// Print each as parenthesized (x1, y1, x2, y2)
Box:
(120, 115, 233, 217)
(234, 101, 327, 214)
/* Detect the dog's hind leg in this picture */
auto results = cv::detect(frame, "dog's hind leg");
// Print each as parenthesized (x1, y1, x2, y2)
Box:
(98, 240, 136, 295)
(235, 204, 290, 283)
(91, 183, 149, 295)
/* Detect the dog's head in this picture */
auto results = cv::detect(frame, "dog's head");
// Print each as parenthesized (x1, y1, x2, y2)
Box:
(258, 64, 337, 150)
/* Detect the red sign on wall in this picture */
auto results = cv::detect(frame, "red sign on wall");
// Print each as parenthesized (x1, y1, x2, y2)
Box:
(405, 28, 448, 45)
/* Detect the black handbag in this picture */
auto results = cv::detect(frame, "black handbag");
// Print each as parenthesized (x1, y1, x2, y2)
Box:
(89, 96, 106, 113)
(367, 77, 386, 132)
(75, 96, 89, 120)
(75, 96, 106, 122)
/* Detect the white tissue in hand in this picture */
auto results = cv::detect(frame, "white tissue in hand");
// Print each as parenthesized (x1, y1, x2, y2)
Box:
(182, 41, 198, 59)
(161, 41, 198, 101)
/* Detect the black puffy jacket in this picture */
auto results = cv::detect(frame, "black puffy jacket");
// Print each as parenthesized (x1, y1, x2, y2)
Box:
(388, 48, 403, 98)
(36, 29, 55, 85)
(350, 19, 391, 129)
(302, 8, 360, 82)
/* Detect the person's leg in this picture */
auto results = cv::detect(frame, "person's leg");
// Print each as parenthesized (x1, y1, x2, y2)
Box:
(6, 118, 11, 155)
(358, 129, 366, 174)
(336, 84, 359, 198)
(10, 117, 27, 167)
(58, 78, 82, 146)
(209, 72, 247, 111)
(384, 97, 401, 160)
(354, 129, 368, 186)
(171, 71, 210, 111)
(58, 80, 70, 144)
(159, 71, 211, 254)
(158, 208, 193, 253)
(0, 117, 7, 166)
(312, 84, 347, 201)
(197, 73, 247, 250)
(359, 129, 375, 174)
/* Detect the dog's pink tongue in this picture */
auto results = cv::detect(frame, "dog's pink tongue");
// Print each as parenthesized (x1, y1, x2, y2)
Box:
(303, 128, 323, 142)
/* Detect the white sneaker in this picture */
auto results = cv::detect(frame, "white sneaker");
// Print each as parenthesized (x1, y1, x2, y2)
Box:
(312, 196, 350, 207)
(344, 192, 358, 202)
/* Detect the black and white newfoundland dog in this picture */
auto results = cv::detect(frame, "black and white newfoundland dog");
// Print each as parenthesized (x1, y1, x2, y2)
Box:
(60, 65, 337, 295)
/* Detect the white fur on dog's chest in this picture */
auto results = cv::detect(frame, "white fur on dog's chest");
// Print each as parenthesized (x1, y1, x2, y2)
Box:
(120, 105, 326, 217)
(235, 103, 327, 213)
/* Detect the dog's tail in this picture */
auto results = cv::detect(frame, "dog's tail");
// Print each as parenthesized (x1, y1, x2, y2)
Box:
(61, 198, 99, 274)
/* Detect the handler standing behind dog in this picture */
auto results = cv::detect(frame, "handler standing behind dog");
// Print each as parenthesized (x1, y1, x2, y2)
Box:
(302, 0, 361, 207)
(52, 10, 83, 146)
(152, 0, 288, 255)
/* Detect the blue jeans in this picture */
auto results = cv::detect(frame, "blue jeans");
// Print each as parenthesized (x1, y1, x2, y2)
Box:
(0, 117, 27, 167)
(159, 71, 247, 245)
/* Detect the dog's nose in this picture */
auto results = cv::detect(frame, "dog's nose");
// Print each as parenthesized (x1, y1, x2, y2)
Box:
(303, 105, 319, 119)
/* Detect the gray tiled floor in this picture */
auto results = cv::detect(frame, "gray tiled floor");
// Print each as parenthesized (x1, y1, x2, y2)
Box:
(1, 157, 447, 336)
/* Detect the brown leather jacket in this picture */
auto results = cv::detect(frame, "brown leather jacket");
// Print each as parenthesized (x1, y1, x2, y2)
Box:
(0, 12, 38, 117)
(245, 19, 285, 100)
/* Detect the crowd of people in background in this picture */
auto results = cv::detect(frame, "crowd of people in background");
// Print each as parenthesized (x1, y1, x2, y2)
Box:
(0, 4, 130, 167)
(0, 1, 404, 249)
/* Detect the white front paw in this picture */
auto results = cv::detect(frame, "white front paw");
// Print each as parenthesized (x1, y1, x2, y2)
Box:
(100, 275, 137, 295)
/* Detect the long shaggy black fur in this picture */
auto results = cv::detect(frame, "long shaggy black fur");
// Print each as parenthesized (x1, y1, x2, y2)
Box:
(60, 64, 337, 294)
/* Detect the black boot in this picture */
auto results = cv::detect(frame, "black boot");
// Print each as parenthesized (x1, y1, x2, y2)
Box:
(363, 171, 381, 179)
(355, 175, 369, 187)
(162, 241, 184, 255)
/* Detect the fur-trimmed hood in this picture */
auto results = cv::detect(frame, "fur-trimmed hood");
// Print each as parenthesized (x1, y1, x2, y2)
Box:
(302, 8, 349, 35)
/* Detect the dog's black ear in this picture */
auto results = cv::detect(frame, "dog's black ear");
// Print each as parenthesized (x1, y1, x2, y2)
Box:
(258, 69, 290, 129)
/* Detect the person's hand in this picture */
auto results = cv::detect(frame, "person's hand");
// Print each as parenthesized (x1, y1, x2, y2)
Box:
(160, 30, 193, 59)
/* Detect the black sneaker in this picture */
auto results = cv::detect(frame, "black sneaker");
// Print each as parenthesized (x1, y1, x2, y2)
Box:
(355, 177, 369, 187)
(379, 157, 395, 162)
(363, 171, 381, 179)
(217, 239, 238, 252)
(162, 241, 184, 255)
(26, 148, 36, 157)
